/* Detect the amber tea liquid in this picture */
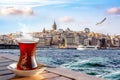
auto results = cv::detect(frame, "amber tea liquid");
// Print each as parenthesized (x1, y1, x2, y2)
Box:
(17, 42, 38, 70)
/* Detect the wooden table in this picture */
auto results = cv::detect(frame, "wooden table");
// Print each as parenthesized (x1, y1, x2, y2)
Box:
(0, 53, 105, 80)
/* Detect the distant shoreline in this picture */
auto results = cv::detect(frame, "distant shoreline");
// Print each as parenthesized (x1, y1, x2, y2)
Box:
(0, 44, 120, 50)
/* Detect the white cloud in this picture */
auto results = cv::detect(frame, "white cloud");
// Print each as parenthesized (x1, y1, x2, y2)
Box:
(106, 7, 120, 15)
(59, 16, 75, 23)
(0, 7, 34, 15)
(0, 0, 69, 8)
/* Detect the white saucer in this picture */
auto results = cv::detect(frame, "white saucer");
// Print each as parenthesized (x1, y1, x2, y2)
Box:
(7, 63, 46, 76)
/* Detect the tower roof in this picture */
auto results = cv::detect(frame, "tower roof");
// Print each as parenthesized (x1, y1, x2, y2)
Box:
(52, 21, 57, 30)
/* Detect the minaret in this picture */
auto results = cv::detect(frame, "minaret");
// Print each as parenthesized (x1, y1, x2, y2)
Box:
(52, 21, 57, 30)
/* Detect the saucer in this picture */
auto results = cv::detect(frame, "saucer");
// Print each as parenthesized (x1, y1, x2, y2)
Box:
(7, 63, 46, 76)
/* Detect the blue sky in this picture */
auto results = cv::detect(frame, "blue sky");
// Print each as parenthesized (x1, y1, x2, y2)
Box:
(0, 0, 120, 35)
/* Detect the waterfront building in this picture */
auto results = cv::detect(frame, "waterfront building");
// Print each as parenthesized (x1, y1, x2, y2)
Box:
(74, 33, 81, 45)
(52, 35, 60, 45)
(83, 37, 98, 46)
(99, 38, 107, 49)
(111, 38, 120, 47)
(45, 37, 53, 46)
(90, 37, 98, 45)
(37, 37, 46, 47)
(64, 34, 76, 48)
(84, 39, 90, 46)
(79, 34, 88, 45)
(0, 35, 4, 44)
(106, 39, 112, 47)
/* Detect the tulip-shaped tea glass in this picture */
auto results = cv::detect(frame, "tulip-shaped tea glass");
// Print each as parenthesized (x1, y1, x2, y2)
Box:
(17, 38, 39, 70)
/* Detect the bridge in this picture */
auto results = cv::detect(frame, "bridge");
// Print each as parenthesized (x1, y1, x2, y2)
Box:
(0, 44, 19, 49)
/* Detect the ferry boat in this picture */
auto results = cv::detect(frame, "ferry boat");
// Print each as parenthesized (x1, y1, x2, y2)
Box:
(77, 45, 99, 50)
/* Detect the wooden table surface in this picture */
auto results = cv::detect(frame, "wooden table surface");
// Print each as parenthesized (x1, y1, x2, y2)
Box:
(0, 53, 105, 80)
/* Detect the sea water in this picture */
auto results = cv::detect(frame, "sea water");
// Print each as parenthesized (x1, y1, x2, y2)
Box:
(0, 49, 120, 80)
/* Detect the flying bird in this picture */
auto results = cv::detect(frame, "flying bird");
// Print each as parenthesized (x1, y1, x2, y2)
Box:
(96, 17, 106, 25)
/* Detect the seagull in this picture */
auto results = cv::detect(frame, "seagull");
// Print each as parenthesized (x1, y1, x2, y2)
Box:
(96, 17, 106, 25)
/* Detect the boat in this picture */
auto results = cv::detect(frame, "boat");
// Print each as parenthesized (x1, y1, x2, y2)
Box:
(77, 45, 99, 50)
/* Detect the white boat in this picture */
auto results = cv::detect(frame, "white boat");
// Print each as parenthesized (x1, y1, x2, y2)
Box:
(77, 45, 99, 50)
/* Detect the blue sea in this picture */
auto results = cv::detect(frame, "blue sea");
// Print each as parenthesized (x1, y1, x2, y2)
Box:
(0, 49, 120, 80)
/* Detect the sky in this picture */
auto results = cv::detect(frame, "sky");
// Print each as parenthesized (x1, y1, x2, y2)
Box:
(0, 0, 120, 35)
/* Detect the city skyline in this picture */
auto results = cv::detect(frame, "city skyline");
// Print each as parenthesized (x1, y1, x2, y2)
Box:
(0, 0, 120, 35)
